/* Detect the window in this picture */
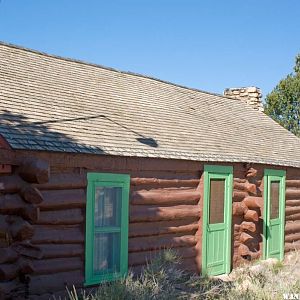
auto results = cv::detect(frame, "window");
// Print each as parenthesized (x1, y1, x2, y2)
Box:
(270, 181, 280, 219)
(209, 179, 226, 224)
(85, 173, 130, 285)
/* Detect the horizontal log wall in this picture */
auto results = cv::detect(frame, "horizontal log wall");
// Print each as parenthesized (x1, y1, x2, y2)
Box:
(1, 149, 300, 299)
(0, 154, 52, 299)
(285, 169, 300, 253)
(231, 164, 264, 266)
(0, 150, 205, 299)
(128, 176, 201, 274)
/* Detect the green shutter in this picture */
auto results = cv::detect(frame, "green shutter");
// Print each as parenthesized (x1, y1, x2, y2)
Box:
(85, 173, 130, 286)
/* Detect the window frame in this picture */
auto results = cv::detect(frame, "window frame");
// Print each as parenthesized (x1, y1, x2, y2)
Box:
(85, 173, 130, 286)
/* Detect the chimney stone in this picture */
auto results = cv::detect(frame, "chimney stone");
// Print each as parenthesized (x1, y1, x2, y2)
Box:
(224, 86, 264, 112)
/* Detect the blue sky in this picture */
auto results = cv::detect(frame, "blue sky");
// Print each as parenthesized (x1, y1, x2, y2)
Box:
(0, 0, 299, 98)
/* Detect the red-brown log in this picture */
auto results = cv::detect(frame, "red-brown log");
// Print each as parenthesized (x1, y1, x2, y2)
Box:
(0, 175, 26, 193)
(129, 219, 199, 237)
(246, 168, 257, 178)
(7, 217, 35, 241)
(0, 173, 84, 194)
(232, 202, 247, 216)
(0, 258, 33, 280)
(33, 173, 87, 190)
(0, 193, 25, 212)
(234, 182, 257, 194)
(286, 207, 300, 216)
(240, 221, 256, 233)
(243, 196, 263, 209)
(285, 232, 300, 243)
(32, 257, 83, 275)
(234, 240, 242, 248)
(131, 189, 200, 205)
(240, 232, 254, 243)
(28, 270, 84, 295)
(18, 158, 50, 184)
(37, 243, 84, 258)
(286, 213, 300, 222)
(0, 193, 40, 222)
(244, 209, 259, 222)
(130, 205, 200, 222)
(12, 241, 42, 259)
(128, 246, 197, 266)
(0, 147, 204, 171)
(285, 222, 300, 234)
(234, 224, 242, 231)
(131, 177, 200, 188)
(286, 200, 300, 207)
(36, 208, 84, 225)
(234, 178, 247, 183)
(0, 248, 18, 263)
(286, 189, 300, 200)
(285, 242, 300, 252)
(234, 231, 241, 240)
(20, 185, 43, 204)
(286, 180, 300, 188)
(32, 225, 84, 244)
(39, 189, 86, 210)
(238, 244, 250, 256)
(22, 205, 40, 223)
(129, 234, 198, 252)
(233, 191, 248, 201)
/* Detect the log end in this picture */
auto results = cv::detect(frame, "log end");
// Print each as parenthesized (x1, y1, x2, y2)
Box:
(20, 186, 44, 204)
(244, 210, 259, 222)
(19, 158, 50, 184)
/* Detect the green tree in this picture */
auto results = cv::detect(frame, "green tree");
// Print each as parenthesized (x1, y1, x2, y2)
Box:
(264, 54, 300, 137)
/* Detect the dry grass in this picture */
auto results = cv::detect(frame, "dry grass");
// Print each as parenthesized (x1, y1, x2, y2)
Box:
(57, 249, 300, 300)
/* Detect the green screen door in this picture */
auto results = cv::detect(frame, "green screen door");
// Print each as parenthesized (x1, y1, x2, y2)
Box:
(202, 165, 233, 276)
(263, 169, 286, 260)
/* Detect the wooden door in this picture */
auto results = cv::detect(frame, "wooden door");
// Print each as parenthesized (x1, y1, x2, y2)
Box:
(202, 165, 233, 275)
(263, 169, 286, 260)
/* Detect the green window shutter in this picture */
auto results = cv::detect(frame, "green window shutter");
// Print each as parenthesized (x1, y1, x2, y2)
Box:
(85, 173, 130, 286)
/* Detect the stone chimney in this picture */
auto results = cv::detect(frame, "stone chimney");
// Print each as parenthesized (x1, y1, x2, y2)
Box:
(224, 86, 264, 112)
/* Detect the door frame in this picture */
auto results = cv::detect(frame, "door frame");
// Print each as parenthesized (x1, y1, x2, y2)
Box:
(202, 165, 233, 275)
(263, 169, 286, 260)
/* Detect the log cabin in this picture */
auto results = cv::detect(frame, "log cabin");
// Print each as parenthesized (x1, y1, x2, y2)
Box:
(0, 41, 300, 299)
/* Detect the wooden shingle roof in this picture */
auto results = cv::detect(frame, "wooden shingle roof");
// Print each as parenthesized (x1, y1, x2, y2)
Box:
(0, 42, 300, 167)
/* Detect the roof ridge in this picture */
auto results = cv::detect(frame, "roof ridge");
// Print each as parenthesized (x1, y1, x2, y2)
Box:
(0, 40, 232, 100)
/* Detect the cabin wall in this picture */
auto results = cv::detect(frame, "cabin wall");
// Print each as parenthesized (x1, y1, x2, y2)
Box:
(285, 168, 300, 253)
(0, 149, 300, 299)
(1, 151, 204, 299)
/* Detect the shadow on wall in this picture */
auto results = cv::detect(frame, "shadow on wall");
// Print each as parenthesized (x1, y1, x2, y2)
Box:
(0, 110, 159, 153)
